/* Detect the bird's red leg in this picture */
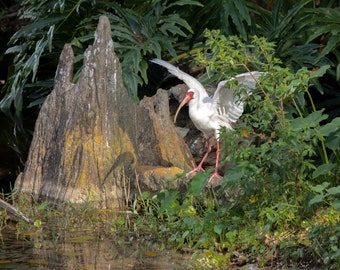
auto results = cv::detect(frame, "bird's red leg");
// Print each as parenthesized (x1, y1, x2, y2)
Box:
(186, 138, 211, 177)
(208, 140, 222, 183)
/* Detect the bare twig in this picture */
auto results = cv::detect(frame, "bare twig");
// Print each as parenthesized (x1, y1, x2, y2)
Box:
(0, 198, 31, 224)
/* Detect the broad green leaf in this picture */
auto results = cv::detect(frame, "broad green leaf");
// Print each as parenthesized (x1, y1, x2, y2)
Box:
(309, 194, 325, 206)
(159, 190, 179, 211)
(312, 164, 336, 179)
(290, 110, 328, 131)
(309, 65, 330, 79)
(319, 117, 340, 150)
(183, 217, 197, 227)
(317, 34, 340, 60)
(188, 172, 208, 196)
(140, 191, 151, 200)
(319, 117, 340, 136)
(326, 186, 340, 196)
(333, 200, 340, 211)
(214, 224, 223, 236)
(310, 182, 329, 193)
(325, 132, 340, 151)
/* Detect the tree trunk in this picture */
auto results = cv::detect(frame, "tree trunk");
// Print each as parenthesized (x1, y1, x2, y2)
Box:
(14, 16, 195, 208)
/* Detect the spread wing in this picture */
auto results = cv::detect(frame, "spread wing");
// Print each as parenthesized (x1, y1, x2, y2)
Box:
(234, 71, 263, 91)
(212, 71, 263, 123)
(150, 59, 209, 99)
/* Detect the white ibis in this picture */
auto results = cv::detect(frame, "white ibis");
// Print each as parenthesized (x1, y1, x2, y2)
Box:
(150, 59, 262, 182)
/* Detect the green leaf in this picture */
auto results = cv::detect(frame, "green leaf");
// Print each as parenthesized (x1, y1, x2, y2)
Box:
(317, 34, 340, 60)
(290, 110, 328, 131)
(326, 186, 340, 196)
(333, 199, 340, 211)
(166, 0, 203, 10)
(188, 172, 208, 196)
(221, 1, 250, 39)
(309, 194, 325, 206)
(223, 167, 244, 182)
(27, 97, 46, 108)
(159, 190, 179, 211)
(9, 16, 63, 44)
(213, 224, 223, 236)
(319, 117, 340, 136)
(312, 164, 336, 179)
(34, 219, 42, 228)
(5, 45, 27, 54)
(182, 230, 189, 239)
(319, 117, 340, 150)
(310, 182, 330, 193)
(309, 65, 330, 79)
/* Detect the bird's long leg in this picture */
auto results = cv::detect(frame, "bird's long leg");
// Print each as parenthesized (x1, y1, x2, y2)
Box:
(186, 138, 211, 177)
(208, 140, 222, 183)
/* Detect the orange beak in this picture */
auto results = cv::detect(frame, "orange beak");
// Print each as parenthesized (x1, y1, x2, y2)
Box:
(174, 91, 194, 123)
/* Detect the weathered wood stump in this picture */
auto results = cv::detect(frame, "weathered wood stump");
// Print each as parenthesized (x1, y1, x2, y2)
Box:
(14, 16, 195, 208)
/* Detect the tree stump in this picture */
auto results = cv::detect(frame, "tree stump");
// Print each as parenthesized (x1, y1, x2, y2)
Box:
(14, 16, 195, 208)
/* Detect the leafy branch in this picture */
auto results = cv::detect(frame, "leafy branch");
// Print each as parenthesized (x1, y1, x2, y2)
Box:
(1, 0, 202, 114)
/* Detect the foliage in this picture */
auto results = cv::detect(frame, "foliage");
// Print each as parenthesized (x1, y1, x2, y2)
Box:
(74, 0, 202, 102)
(1, 0, 340, 268)
(249, 0, 340, 119)
(187, 0, 257, 44)
(130, 33, 340, 268)
(304, 6, 340, 80)
(2, 0, 340, 121)
(1, 0, 95, 115)
(1, 0, 201, 115)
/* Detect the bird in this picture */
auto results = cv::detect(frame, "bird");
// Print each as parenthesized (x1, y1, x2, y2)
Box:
(150, 58, 262, 183)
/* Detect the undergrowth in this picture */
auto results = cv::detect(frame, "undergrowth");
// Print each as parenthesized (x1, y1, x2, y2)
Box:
(129, 31, 340, 269)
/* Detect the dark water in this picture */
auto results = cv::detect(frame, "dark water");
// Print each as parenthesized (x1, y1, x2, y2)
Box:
(0, 225, 191, 269)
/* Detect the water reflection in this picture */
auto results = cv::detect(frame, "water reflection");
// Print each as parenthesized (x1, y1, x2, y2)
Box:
(0, 226, 190, 269)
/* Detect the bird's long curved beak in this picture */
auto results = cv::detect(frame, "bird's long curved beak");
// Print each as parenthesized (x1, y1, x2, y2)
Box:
(174, 93, 192, 123)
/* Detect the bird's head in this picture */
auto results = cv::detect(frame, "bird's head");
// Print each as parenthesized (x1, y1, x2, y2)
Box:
(174, 90, 195, 123)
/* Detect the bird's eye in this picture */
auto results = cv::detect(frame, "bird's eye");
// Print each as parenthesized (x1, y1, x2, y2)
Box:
(187, 91, 195, 99)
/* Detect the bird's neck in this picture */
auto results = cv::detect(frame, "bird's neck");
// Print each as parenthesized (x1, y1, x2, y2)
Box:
(193, 89, 208, 107)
